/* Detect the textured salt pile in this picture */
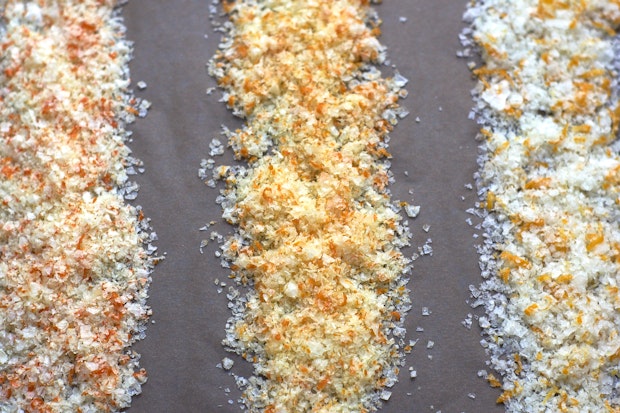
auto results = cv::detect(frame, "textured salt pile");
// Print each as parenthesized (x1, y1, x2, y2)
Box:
(0, 1, 154, 411)
(463, 0, 620, 411)
(207, 0, 412, 411)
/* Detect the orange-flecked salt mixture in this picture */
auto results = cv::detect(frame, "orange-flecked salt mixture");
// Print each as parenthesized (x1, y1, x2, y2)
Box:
(0, 1, 154, 411)
(464, 0, 620, 411)
(209, 0, 412, 411)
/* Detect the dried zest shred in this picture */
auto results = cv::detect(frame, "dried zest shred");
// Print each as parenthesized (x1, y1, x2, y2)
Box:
(0, 1, 154, 412)
(464, 0, 620, 411)
(208, 0, 411, 411)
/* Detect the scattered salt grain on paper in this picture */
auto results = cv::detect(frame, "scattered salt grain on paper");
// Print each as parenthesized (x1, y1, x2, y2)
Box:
(0, 1, 156, 411)
(206, 0, 414, 411)
(222, 357, 235, 371)
(405, 204, 421, 218)
(464, 0, 620, 411)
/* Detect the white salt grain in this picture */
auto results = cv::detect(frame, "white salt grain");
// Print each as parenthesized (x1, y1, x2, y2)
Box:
(222, 357, 234, 371)
(405, 204, 421, 218)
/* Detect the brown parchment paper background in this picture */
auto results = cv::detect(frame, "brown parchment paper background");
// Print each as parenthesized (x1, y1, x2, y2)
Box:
(123, 1, 506, 412)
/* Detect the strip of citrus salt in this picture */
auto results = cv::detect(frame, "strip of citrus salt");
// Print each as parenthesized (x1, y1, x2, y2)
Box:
(0, 1, 153, 411)
(464, 0, 620, 411)
(208, 0, 412, 411)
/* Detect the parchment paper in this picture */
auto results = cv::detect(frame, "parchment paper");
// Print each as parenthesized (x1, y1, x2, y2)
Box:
(123, 1, 505, 411)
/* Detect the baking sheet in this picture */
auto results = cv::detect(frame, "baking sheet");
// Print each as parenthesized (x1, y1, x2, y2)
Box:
(123, 1, 505, 411)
